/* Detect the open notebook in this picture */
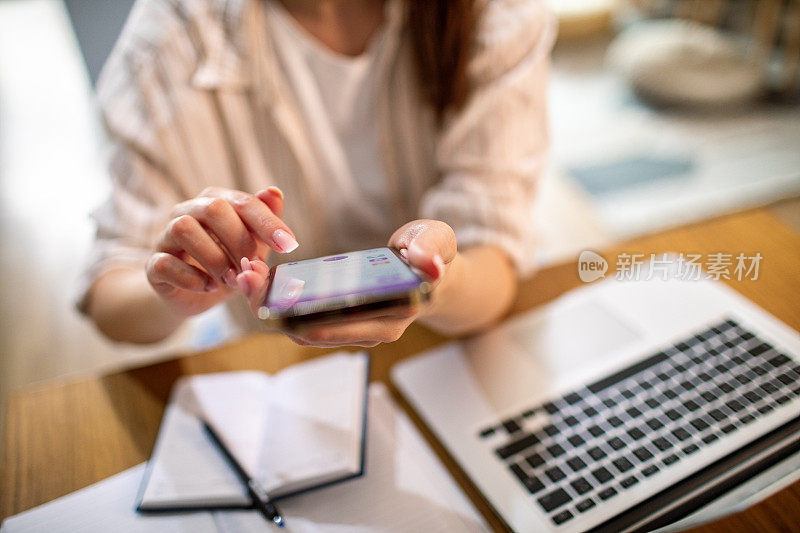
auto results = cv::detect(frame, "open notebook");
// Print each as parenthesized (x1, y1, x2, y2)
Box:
(137, 351, 369, 511)
(1, 384, 487, 532)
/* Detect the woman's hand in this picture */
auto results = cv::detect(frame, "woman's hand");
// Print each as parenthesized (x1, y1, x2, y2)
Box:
(146, 186, 298, 318)
(237, 219, 457, 347)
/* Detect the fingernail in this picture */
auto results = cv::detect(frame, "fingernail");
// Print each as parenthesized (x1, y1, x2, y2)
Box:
(223, 268, 237, 289)
(272, 229, 299, 253)
(205, 278, 218, 292)
(241, 257, 252, 271)
(283, 278, 305, 300)
(266, 186, 284, 200)
(433, 254, 445, 278)
(408, 240, 428, 257)
(399, 248, 408, 259)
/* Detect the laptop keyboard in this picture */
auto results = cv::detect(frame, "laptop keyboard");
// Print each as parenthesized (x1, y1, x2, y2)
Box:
(477, 318, 800, 527)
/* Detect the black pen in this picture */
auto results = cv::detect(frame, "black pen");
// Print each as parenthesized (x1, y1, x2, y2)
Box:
(202, 421, 286, 528)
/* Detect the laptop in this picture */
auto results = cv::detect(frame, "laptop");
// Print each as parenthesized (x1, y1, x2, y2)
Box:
(392, 273, 800, 532)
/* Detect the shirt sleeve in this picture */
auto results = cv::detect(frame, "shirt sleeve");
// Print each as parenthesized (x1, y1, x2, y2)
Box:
(75, 146, 182, 314)
(418, 0, 556, 276)
(75, 0, 192, 314)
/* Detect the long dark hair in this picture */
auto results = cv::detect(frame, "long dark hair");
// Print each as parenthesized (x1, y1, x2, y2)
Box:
(406, 0, 477, 123)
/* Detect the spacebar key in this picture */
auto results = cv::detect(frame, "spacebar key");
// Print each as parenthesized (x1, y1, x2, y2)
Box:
(587, 350, 670, 394)
(496, 433, 540, 460)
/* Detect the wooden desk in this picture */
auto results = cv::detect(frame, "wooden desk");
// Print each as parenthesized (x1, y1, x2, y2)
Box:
(3, 209, 800, 531)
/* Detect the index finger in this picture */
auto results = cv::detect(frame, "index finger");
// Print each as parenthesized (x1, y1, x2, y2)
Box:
(202, 187, 298, 254)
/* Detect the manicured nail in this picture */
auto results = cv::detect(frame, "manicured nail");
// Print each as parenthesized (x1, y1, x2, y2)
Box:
(432, 254, 445, 279)
(272, 229, 299, 253)
(408, 240, 427, 258)
(283, 278, 305, 300)
(241, 257, 252, 271)
(266, 186, 284, 200)
(399, 248, 408, 259)
(223, 268, 237, 289)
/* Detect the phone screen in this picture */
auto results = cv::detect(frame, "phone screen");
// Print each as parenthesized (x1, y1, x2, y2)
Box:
(264, 247, 424, 317)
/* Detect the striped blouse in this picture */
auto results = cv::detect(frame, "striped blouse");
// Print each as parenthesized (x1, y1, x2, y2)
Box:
(79, 0, 556, 330)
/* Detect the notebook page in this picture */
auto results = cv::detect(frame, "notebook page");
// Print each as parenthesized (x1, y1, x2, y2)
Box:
(212, 383, 488, 532)
(0, 465, 217, 533)
(137, 381, 250, 508)
(257, 352, 368, 495)
(183, 371, 273, 482)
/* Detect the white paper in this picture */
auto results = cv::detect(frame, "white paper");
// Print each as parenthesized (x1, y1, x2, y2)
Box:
(0, 465, 217, 533)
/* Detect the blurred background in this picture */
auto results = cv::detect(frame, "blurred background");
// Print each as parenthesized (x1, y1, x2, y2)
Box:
(1, 0, 799, 447)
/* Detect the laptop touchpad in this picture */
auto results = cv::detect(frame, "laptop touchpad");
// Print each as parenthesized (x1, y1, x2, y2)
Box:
(464, 298, 643, 411)
(517, 299, 642, 368)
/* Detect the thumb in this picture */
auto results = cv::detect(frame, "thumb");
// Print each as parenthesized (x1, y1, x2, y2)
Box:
(406, 240, 445, 280)
(391, 220, 456, 281)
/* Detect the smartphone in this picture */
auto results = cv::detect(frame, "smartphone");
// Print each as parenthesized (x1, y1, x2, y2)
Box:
(258, 247, 433, 329)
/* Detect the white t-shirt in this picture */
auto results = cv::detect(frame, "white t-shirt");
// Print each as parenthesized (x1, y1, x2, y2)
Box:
(265, 0, 390, 221)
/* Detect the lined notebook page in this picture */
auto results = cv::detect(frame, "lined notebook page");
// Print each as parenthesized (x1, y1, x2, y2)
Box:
(213, 384, 488, 532)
